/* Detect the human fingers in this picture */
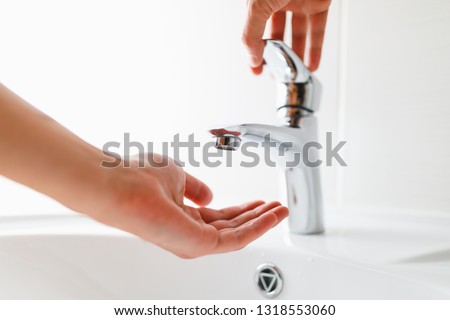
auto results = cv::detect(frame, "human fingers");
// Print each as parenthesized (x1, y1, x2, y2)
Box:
(213, 207, 287, 253)
(243, 0, 288, 71)
(306, 9, 328, 71)
(269, 11, 286, 40)
(292, 12, 308, 61)
(184, 172, 213, 206)
(209, 201, 284, 229)
(198, 200, 265, 223)
(256, 11, 286, 76)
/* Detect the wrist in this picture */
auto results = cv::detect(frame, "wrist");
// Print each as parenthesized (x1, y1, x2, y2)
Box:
(58, 146, 127, 217)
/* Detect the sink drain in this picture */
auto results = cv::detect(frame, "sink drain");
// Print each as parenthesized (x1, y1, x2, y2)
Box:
(256, 263, 283, 299)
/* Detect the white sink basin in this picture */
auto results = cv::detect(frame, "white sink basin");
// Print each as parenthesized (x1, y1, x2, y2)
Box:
(0, 209, 449, 299)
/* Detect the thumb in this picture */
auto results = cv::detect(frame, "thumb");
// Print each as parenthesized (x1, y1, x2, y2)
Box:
(184, 172, 213, 206)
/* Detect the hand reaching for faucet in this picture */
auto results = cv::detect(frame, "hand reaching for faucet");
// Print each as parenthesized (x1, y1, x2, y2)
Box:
(243, 0, 331, 74)
(0, 84, 288, 258)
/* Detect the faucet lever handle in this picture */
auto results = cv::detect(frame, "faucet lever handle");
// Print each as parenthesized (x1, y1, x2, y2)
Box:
(263, 40, 311, 84)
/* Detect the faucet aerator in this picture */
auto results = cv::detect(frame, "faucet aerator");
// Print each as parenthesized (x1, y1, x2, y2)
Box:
(214, 135, 241, 151)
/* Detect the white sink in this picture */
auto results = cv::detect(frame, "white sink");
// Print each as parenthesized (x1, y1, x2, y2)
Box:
(0, 209, 449, 299)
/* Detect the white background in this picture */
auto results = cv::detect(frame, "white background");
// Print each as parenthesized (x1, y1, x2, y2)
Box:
(1, 0, 449, 217)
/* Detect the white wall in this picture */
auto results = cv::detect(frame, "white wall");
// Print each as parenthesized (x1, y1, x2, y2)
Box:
(339, 0, 450, 214)
(4, 0, 449, 218)
(0, 0, 341, 215)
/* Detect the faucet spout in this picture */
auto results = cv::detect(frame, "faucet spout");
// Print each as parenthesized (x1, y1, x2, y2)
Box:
(210, 119, 324, 235)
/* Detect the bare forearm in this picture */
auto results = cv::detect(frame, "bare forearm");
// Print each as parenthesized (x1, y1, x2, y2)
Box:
(0, 83, 112, 214)
(0, 83, 288, 258)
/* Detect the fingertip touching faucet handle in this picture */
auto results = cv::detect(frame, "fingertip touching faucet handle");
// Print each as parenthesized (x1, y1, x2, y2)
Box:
(263, 40, 321, 127)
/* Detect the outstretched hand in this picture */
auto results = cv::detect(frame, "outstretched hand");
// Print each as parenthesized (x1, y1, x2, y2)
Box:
(243, 0, 331, 74)
(99, 154, 288, 258)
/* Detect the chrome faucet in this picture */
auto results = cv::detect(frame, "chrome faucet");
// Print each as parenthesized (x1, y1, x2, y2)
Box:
(211, 40, 324, 235)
